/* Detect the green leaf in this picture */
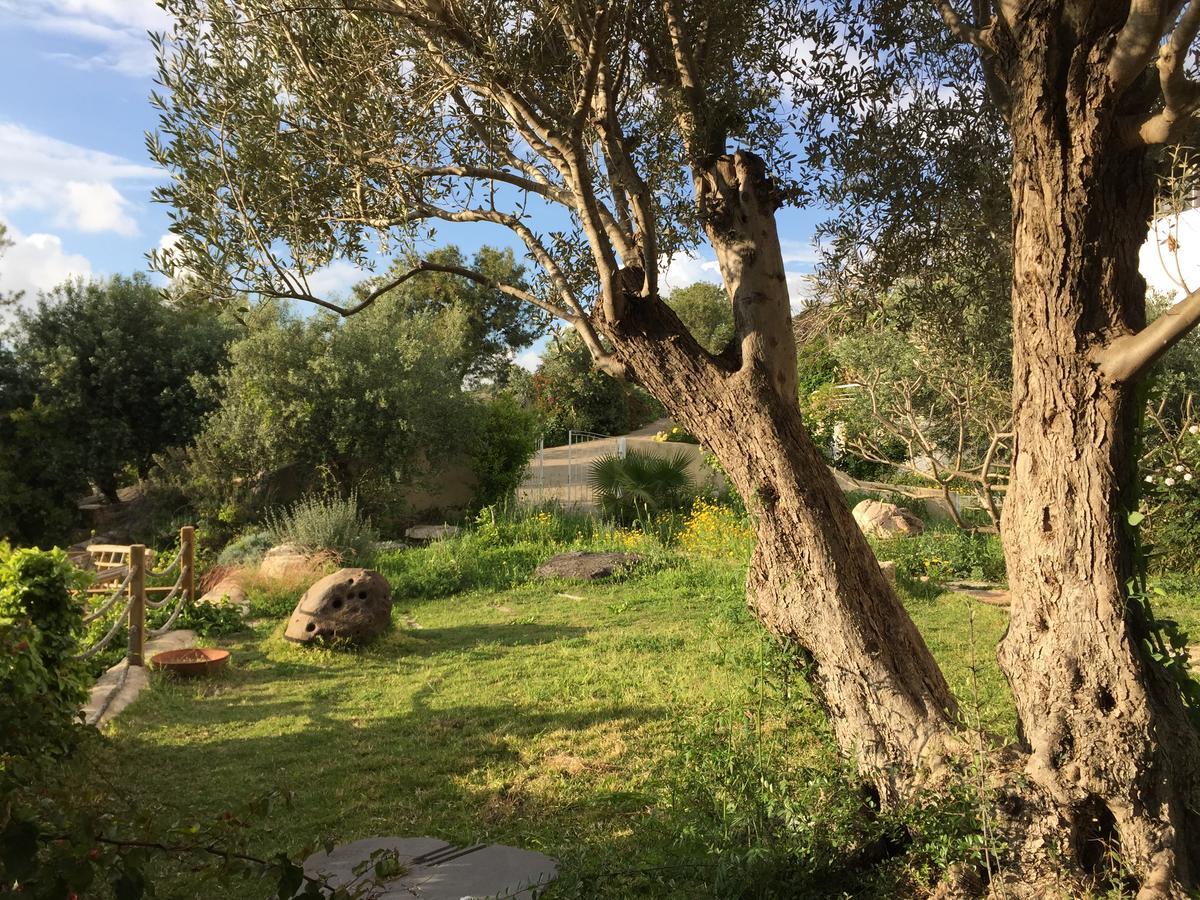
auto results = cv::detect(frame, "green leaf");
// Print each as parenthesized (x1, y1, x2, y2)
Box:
(1128, 510, 1145, 526)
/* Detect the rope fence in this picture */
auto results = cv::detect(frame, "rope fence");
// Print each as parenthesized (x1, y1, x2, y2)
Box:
(73, 526, 196, 666)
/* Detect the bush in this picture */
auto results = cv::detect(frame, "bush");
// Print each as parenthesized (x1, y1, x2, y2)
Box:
(263, 493, 378, 561)
(870, 529, 1006, 584)
(652, 424, 700, 444)
(588, 449, 696, 522)
(217, 530, 274, 566)
(1140, 399, 1200, 575)
(0, 544, 90, 764)
(468, 394, 539, 509)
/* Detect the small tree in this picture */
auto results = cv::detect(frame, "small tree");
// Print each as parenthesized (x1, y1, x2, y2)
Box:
(666, 281, 734, 353)
(171, 297, 472, 533)
(353, 244, 545, 385)
(829, 329, 1011, 527)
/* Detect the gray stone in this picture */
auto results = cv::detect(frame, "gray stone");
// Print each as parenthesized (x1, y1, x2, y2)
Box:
(534, 551, 641, 581)
(405, 524, 460, 542)
(199, 576, 248, 612)
(285, 568, 392, 644)
(259, 544, 319, 579)
(83, 630, 198, 728)
(852, 499, 924, 538)
(878, 560, 897, 584)
(300, 837, 557, 899)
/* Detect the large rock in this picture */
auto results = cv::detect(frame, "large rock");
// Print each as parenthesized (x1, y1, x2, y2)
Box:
(534, 551, 641, 581)
(258, 544, 318, 579)
(405, 524, 460, 542)
(852, 499, 924, 538)
(284, 568, 392, 644)
(198, 576, 249, 613)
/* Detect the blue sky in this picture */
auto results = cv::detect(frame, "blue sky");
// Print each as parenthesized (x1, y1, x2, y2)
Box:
(0, 0, 831, 339)
(3, 1, 1190, 359)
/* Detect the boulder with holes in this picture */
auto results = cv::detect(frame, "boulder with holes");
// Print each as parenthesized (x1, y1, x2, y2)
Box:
(284, 568, 392, 644)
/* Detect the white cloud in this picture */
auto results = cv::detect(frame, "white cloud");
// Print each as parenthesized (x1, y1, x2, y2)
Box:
(0, 0, 171, 77)
(660, 250, 814, 312)
(1141, 208, 1200, 299)
(303, 260, 368, 301)
(0, 221, 92, 306)
(514, 350, 541, 372)
(660, 252, 722, 294)
(0, 122, 158, 237)
(62, 181, 138, 235)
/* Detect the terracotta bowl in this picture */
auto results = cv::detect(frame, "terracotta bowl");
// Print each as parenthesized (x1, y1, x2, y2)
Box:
(150, 647, 230, 677)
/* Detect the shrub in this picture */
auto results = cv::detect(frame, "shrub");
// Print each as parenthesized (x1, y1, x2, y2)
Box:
(870, 529, 1006, 584)
(1140, 398, 1200, 575)
(0, 544, 90, 764)
(652, 424, 700, 444)
(588, 449, 696, 522)
(217, 530, 274, 566)
(468, 394, 539, 509)
(263, 493, 378, 560)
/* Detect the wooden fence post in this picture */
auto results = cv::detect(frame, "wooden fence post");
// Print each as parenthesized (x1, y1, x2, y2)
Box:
(128, 544, 146, 666)
(181, 525, 196, 606)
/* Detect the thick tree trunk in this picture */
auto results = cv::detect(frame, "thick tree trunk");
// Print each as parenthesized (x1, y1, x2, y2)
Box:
(604, 151, 960, 802)
(998, 21, 1200, 895)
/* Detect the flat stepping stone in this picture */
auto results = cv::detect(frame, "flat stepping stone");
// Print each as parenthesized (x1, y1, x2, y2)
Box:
(534, 551, 641, 581)
(301, 837, 557, 899)
(945, 582, 1011, 607)
(83, 629, 198, 727)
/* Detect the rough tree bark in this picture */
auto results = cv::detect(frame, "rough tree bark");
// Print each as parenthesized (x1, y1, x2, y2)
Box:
(988, 11, 1200, 896)
(601, 151, 961, 803)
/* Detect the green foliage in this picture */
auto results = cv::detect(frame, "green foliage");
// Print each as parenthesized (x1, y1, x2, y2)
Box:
(1141, 387, 1200, 576)
(526, 331, 660, 445)
(666, 282, 734, 353)
(353, 246, 545, 386)
(0, 544, 90, 765)
(263, 493, 378, 561)
(165, 297, 472, 536)
(589, 449, 696, 523)
(6, 273, 231, 505)
(217, 531, 274, 567)
(466, 394, 539, 509)
(869, 529, 1006, 584)
(178, 600, 247, 638)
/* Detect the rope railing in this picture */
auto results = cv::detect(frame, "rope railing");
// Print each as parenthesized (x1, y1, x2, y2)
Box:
(81, 568, 135, 625)
(76, 593, 135, 660)
(73, 526, 196, 667)
(146, 545, 183, 578)
(145, 569, 186, 609)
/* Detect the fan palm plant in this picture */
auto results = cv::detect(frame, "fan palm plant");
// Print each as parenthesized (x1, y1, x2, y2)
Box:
(588, 449, 696, 522)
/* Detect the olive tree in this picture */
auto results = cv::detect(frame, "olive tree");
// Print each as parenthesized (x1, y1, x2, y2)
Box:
(152, 0, 962, 809)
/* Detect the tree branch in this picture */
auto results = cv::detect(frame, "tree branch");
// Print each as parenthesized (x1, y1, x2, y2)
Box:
(1110, 0, 1173, 91)
(259, 258, 569, 322)
(1094, 285, 1200, 381)
(1119, 0, 1200, 145)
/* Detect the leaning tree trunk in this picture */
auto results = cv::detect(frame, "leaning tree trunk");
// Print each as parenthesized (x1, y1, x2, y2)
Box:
(603, 151, 960, 803)
(997, 22, 1200, 895)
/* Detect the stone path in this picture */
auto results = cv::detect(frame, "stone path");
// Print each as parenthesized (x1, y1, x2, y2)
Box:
(83, 629, 197, 728)
(945, 583, 1011, 607)
(301, 836, 557, 899)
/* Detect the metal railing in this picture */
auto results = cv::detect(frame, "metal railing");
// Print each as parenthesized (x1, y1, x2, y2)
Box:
(74, 526, 196, 666)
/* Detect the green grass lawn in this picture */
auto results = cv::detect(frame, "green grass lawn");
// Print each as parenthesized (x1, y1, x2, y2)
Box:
(89, 536, 1035, 899)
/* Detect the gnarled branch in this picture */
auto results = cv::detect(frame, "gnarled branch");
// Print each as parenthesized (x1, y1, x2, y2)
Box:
(1094, 285, 1200, 382)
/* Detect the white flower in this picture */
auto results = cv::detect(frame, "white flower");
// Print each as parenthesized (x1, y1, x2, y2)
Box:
(1190, 425, 1199, 434)
(1146, 475, 1155, 483)
(1176, 464, 1186, 472)
(1187, 473, 1194, 482)
(1166, 477, 1177, 486)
